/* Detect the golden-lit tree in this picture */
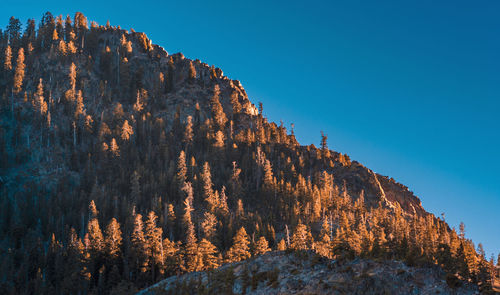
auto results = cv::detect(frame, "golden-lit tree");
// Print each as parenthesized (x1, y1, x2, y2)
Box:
(104, 218, 123, 259)
(34, 79, 48, 115)
(87, 218, 104, 255)
(121, 120, 134, 141)
(277, 239, 287, 251)
(290, 221, 314, 251)
(4, 45, 12, 71)
(253, 236, 271, 256)
(198, 238, 220, 270)
(110, 138, 120, 156)
(13, 48, 25, 94)
(210, 84, 227, 129)
(226, 227, 251, 263)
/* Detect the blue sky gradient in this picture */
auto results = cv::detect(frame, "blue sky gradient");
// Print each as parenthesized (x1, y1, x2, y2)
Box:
(2, 0, 499, 258)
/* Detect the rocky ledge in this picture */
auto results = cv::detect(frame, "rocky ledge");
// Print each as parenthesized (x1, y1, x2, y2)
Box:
(139, 251, 478, 295)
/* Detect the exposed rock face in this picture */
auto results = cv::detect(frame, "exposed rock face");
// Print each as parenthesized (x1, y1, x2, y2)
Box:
(329, 160, 427, 216)
(377, 174, 426, 216)
(139, 251, 478, 295)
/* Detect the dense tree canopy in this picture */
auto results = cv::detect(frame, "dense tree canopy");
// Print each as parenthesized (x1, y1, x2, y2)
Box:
(0, 12, 495, 295)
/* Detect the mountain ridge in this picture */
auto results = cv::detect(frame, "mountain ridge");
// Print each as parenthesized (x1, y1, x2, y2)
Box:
(0, 12, 495, 294)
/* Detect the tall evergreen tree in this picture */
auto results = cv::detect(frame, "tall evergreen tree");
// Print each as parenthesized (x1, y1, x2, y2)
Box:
(144, 211, 163, 282)
(130, 214, 148, 278)
(12, 47, 25, 94)
(226, 227, 251, 263)
(4, 45, 12, 71)
(290, 221, 314, 251)
(176, 151, 187, 188)
(198, 238, 220, 270)
(87, 218, 104, 255)
(253, 236, 271, 256)
(210, 84, 227, 129)
(201, 162, 218, 212)
(104, 218, 123, 260)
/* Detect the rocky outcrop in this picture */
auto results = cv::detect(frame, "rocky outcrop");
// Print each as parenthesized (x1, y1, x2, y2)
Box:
(139, 251, 478, 295)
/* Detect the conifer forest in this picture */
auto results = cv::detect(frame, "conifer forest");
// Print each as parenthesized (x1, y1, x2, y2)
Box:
(0, 12, 498, 294)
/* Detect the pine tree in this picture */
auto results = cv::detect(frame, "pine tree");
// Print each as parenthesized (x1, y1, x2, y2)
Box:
(6, 16, 21, 41)
(176, 151, 187, 188)
(64, 15, 73, 40)
(182, 182, 194, 226)
(74, 12, 88, 31)
(89, 200, 98, 219)
(183, 220, 199, 272)
(13, 48, 25, 94)
(210, 84, 227, 129)
(201, 162, 218, 212)
(198, 238, 220, 270)
(87, 217, 104, 256)
(75, 90, 85, 118)
(277, 239, 287, 251)
(218, 186, 229, 216)
(130, 214, 148, 277)
(133, 90, 144, 112)
(459, 222, 466, 240)
(4, 45, 12, 71)
(162, 238, 182, 275)
(24, 18, 36, 45)
(188, 61, 196, 80)
(181, 181, 199, 272)
(121, 120, 134, 141)
(67, 40, 77, 53)
(315, 218, 333, 258)
(229, 162, 242, 199)
(104, 218, 123, 259)
(229, 91, 241, 114)
(253, 236, 270, 256)
(201, 211, 218, 242)
(312, 186, 322, 220)
(63, 228, 90, 293)
(226, 227, 251, 263)
(263, 159, 274, 188)
(290, 221, 314, 251)
(145, 211, 163, 282)
(320, 131, 330, 158)
(183, 116, 193, 145)
(52, 28, 59, 40)
(110, 138, 120, 156)
(34, 78, 48, 115)
(236, 199, 244, 217)
(213, 130, 225, 148)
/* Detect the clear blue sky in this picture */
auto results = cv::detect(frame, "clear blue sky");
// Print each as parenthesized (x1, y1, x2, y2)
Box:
(3, 0, 499, 258)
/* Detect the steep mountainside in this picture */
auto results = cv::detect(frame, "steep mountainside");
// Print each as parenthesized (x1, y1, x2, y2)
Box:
(0, 12, 495, 294)
(0, 13, 425, 220)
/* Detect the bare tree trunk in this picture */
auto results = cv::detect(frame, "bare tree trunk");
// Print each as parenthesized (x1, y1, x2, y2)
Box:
(285, 224, 290, 247)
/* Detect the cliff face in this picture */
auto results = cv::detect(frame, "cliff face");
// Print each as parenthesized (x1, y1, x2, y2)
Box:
(140, 251, 478, 295)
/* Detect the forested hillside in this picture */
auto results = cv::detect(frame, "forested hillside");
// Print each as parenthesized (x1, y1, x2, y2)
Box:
(0, 12, 497, 294)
